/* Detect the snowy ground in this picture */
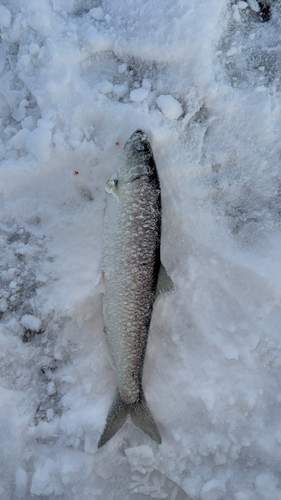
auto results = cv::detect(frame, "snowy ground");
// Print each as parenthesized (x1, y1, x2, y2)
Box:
(1, 0, 281, 498)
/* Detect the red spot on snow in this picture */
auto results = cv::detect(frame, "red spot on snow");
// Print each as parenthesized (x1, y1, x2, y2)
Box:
(74, 171, 79, 175)
(116, 142, 119, 146)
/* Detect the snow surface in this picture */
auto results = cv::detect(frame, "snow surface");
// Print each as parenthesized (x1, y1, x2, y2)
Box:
(1, 0, 281, 499)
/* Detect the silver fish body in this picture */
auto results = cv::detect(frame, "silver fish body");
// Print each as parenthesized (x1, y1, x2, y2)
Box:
(98, 130, 174, 448)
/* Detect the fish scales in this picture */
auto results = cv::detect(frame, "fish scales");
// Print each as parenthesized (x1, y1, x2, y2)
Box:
(103, 178, 161, 404)
(98, 130, 175, 448)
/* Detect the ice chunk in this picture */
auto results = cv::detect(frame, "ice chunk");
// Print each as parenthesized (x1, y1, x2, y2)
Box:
(156, 95, 183, 120)
(20, 314, 41, 332)
(130, 88, 148, 103)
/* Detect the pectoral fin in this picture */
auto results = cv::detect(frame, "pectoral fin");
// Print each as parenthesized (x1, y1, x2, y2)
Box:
(155, 263, 175, 301)
(105, 179, 119, 202)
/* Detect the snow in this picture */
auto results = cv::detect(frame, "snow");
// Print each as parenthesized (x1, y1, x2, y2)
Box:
(20, 314, 41, 332)
(130, 88, 149, 103)
(156, 95, 183, 121)
(247, 0, 260, 12)
(238, 1, 248, 9)
(0, 0, 281, 499)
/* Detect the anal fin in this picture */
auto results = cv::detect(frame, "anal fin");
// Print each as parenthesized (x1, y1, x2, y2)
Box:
(154, 262, 175, 302)
(105, 179, 119, 202)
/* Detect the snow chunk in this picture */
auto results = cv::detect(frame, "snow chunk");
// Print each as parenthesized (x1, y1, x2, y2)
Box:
(233, 10, 241, 21)
(0, 6, 11, 29)
(85, 26, 112, 53)
(255, 473, 278, 496)
(99, 80, 114, 94)
(21, 116, 35, 130)
(156, 95, 183, 121)
(20, 314, 41, 332)
(226, 47, 237, 57)
(113, 84, 129, 98)
(29, 43, 40, 55)
(142, 78, 151, 91)
(12, 99, 29, 122)
(238, 1, 248, 9)
(46, 409, 54, 421)
(61, 375, 76, 384)
(26, 128, 52, 162)
(130, 88, 148, 103)
(118, 63, 127, 74)
(125, 445, 154, 468)
(31, 460, 63, 496)
(89, 7, 104, 21)
(0, 298, 7, 313)
(47, 382, 56, 396)
(256, 86, 266, 93)
(15, 467, 28, 498)
(37, 118, 55, 130)
(9, 128, 29, 150)
(0, 44, 6, 74)
(247, 0, 260, 12)
(201, 479, 226, 500)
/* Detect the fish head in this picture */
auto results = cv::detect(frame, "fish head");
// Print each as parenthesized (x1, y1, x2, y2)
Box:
(117, 130, 155, 183)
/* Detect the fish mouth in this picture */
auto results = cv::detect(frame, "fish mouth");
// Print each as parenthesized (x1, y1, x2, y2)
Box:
(125, 130, 152, 155)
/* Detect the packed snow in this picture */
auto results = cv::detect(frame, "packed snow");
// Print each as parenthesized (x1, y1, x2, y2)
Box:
(1, 0, 281, 499)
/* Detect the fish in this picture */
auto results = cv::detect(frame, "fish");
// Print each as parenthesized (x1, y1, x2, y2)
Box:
(98, 130, 175, 448)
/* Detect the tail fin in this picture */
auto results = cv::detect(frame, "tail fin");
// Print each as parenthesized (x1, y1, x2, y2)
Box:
(98, 391, 128, 448)
(98, 388, 161, 448)
(130, 388, 161, 445)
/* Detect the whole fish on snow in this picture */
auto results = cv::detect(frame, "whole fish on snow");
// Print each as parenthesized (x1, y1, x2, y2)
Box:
(98, 130, 175, 448)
